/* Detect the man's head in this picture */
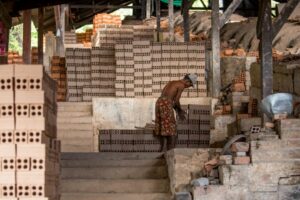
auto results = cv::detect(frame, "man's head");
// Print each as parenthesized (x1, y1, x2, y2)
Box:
(183, 73, 198, 88)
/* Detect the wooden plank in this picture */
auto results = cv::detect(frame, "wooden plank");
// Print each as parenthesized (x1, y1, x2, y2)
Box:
(169, 0, 174, 42)
(219, 0, 243, 28)
(182, 0, 190, 42)
(22, 10, 31, 64)
(272, 0, 299, 39)
(38, 7, 44, 64)
(211, 0, 221, 98)
(156, 0, 161, 41)
(146, 0, 151, 19)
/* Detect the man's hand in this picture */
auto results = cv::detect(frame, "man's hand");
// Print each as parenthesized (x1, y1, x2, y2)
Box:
(177, 110, 187, 121)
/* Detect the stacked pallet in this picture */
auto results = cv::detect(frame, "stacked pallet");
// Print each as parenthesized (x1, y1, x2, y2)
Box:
(51, 56, 67, 101)
(177, 104, 211, 148)
(0, 64, 60, 200)
(93, 13, 121, 33)
(99, 129, 160, 152)
(64, 31, 77, 44)
(66, 48, 91, 102)
(31, 47, 38, 64)
(115, 41, 134, 97)
(7, 51, 23, 64)
(133, 41, 152, 97)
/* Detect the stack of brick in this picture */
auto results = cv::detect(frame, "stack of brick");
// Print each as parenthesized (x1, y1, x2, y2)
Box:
(177, 104, 211, 148)
(31, 47, 38, 64)
(231, 142, 250, 165)
(115, 41, 134, 97)
(64, 31, 77, 44)
(99, 129, 160, 152)
(51, 56, 66, 101)
(76, 33, 86, 43)
(133, 41, 152, 97)
(133, 25, 155, 41)
(93, 13, 121, 34)
(85, 29, 93, 43)
(65, 48, 91, 102)
(0, 64, 60, 200)
(7, 51, 23, 64)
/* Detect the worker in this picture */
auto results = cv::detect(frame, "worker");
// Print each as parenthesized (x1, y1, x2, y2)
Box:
(155, 73, 198, 151)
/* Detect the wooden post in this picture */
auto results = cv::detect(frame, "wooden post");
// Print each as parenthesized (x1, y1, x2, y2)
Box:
(156, 0, 161, 41)
(182, 0, 190, 42)
(211, 0, 221, 98)
(38, 7, 44, 64)
(23, 10, 31, 64)
(169, 0, 174, 42)
(146, 0, 151, 19)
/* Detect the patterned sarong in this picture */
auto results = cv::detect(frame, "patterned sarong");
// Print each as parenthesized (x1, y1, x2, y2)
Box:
(155, 96, 176, 136)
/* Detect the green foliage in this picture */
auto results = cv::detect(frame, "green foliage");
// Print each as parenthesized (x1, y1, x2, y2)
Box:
(8, 21, 38, 54)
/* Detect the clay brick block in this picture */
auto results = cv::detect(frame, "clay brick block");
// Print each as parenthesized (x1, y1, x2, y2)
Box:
(0, 104, 14, 118)
(0, 78, 13, 91)
(16, 144, 46, 157)
(218, 155, 232, 165)
(15, 64, 43, 77)
(16, 157, 30, 171)
(16, 104, 29, 117)
(15, 117, 45, 130)
(0, 172, 15, 184)
(231, 142, 249, 152)
(16, 185, 31, 197)
(16, 172, 46, 185)
(233, 156, 250, 165)
(14, 131, 28, 144)
(0, 118, 14, 130)
(15, 91, 44, 104)
(1, 158, 15, 171)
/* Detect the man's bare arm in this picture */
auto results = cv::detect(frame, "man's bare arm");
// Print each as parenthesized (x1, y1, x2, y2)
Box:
(173, 88, 184, 112)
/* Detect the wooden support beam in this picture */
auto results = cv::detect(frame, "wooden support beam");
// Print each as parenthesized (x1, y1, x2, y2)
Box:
(211, 0, 221, 98)
(156, 0, 161, 41)
(141, 0, 147, 19)
(258, 0, 273, 121)
(182, 0, 190, 42)
(23, 10, 31, 64)
(219, 0, 243, 28)
(272, 0, 299, 40)
(38, 7, 44, 64)
(146, 0, 151, 19)
(169, 0, 174, 42)
(70, 4, 142, 9)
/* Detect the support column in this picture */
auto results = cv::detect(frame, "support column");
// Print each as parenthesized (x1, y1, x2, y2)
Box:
(38, 7, 44, 64)
(168, 0, 174, 42)
(146, 0, 151, 19)
(23, 10, 31, 64)
(211, 0, 221, 97)
(156, 0, 161, 41)
(182, 0, 190, 42)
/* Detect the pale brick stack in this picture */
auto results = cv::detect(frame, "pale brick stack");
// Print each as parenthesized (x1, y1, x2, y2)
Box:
(0, 64, 60, 200)
(51, 56, 66, 101)
(133, 25, 155, 41)
(231, 142, 250, 165)
(31, 47, 38, 64)
(8, 51, 23, 64)
(64, 31, 77, 44)
(133, 41, 152, 97)
(76, 33, 86, 43)
(115, 41, 134, 97)
(151, 43, 163, 97)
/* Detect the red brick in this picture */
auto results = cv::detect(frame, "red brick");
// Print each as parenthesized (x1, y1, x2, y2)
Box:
(233, 156, 250, 165)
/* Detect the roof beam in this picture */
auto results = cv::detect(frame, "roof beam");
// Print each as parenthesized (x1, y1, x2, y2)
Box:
(272, 0, 299, 39)
(219, 0, 243, 28)
(0, 0, 12, 28)
(70, 5, 141, 9)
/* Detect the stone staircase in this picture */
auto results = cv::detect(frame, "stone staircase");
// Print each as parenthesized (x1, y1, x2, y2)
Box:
(60, 152, 171, 200)
(57, 102, 94, 152)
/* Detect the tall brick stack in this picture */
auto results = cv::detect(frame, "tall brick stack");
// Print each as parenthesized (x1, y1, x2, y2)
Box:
(177, 105, 211, 148)
(64, 31, 77, 44)
(7, 51, 23, 64)
(51, 56, 67, 101)
(0, 64, 60, 200)
(133, 25, 155, 41)
(31, 47, 38, 64)
(133, 41, 152, 97)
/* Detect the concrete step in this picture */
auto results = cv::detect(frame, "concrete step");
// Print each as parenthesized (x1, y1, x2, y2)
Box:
(61, 159, 166, 168)
(58, 116, 92, 124)
(61, 145, 93, 152)
(251, 149, 300, 163)
(61, 179, 169, 193)
(61, 193, 170, 200)
(61, 153, 164, 160)
(57, 130, 93, 140)
(57, 123, 93, 131)
(61, 166, 167, 179)
(58, 111, 92, 118)
(58, 102, 92, 112)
